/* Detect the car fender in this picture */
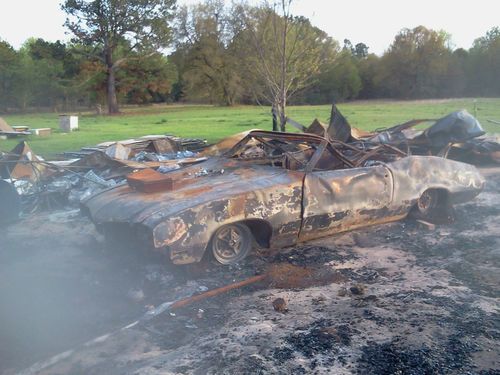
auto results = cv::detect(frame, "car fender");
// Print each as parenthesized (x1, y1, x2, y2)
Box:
(150, 184, 304, 264)
(387, 156, 484, 210)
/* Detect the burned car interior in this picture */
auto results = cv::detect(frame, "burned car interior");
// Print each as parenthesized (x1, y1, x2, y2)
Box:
(224, 131, 406, 172)
(225, 131, 338, 171)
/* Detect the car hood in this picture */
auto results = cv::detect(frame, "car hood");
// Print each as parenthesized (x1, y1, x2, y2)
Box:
(82, 158, 303, 226)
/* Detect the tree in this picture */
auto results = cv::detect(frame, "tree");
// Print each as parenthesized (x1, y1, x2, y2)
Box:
(173, 0, 244, 105)
(357, 53, 382, 98)
(315, 49, 362, 102)
(467, 27, 500, 96)
(61, 0, 176, 114)
(119, 52, 178, 103)
(22, 38, 84, 110)
(353, 43, 369, 59)
(238, 1, 327, 130)
(74, 46, 178, 106)
(377, 26, 454, 98)
(0, 40, 20, 111)
(343, 39, 353, 53)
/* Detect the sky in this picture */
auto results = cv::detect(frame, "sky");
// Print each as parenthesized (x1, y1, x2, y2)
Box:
(1, 0, 499, 55)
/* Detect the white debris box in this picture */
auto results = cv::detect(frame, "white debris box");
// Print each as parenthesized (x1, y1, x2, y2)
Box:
(59, 115, 79, 132)
(31, 128, 52, 137)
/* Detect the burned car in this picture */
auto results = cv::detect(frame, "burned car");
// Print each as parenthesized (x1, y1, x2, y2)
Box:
(82, 131, 484, 265)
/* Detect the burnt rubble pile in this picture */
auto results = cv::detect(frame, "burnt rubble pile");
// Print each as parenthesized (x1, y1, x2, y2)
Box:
(0, 135, 208, 224)
(292, 106, 500, 165)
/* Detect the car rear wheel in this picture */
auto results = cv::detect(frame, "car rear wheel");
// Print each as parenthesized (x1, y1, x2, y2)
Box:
(211, 223, 253, 265)
(417, 189, 440, 216)
(413, 189, 451, 222)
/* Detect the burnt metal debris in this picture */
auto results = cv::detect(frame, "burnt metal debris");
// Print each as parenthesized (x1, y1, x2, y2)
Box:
(62, 134, 206, 159)
(201, 108, 500, 167)
(0, 117, 31, 137)
(293, 105, 500, 165)
(0, 135, 208, 223)
(82, 130, 484, 265)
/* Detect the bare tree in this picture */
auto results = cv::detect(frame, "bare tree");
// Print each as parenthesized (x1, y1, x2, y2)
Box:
(238, 1, 326, 131)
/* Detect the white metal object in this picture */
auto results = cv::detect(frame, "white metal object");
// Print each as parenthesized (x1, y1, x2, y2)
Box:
(59, 115, 79, 132)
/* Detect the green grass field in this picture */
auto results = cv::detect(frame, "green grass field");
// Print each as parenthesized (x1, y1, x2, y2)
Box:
(1, 98, 500, 158)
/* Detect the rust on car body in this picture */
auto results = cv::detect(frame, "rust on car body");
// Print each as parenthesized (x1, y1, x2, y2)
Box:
(82, 130, 485, 265)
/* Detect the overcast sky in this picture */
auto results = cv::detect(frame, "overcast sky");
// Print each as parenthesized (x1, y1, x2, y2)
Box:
(1, 0, 499, 54)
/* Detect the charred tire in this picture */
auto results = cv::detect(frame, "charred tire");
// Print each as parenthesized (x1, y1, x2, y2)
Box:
(413, 189, 451, 221)
(210, 223, 253, 265)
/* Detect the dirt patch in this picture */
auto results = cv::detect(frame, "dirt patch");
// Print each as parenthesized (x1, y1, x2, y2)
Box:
(266, 263, 347, 289)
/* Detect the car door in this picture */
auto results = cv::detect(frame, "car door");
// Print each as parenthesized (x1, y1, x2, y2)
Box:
(299, 164, 394, 241)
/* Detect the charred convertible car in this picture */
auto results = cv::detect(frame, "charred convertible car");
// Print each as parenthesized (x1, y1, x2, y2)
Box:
(82, 131, 484, 265)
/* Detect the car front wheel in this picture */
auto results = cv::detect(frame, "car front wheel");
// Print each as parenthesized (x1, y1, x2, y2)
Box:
(210, 223, 253, 265)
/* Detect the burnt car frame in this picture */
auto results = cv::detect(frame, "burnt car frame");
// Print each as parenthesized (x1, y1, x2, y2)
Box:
(82, 131, 484, 265)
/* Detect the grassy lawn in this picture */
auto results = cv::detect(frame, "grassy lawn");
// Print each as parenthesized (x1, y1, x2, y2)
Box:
(1, 98, 500, 158)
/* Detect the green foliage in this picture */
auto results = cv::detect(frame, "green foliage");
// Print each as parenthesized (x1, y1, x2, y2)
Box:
(173, 1, 244, 105)
(61, 0, 176, 113)
(299, 50, 361, 103)
(467, 27, 500, 96)
(353, 43, 369, 59)
(61, 0, 175, 50)
(18, 40, 68, 109)
(0, 40, 20, 110)
(376, 26, 456, 98)
(120, 53, 178, 103)
(357, 54, 381, 99)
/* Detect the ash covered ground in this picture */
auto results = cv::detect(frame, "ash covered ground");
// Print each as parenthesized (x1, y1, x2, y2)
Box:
(1, 169, 499, 375)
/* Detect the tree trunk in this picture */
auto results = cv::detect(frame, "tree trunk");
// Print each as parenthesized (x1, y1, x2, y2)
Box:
(278, 96, 286, 132)
(279, 2, 288, 132)
(107, 66, 119, 114)
(271, 105, 279, 131)
(222, 86, 234, 106)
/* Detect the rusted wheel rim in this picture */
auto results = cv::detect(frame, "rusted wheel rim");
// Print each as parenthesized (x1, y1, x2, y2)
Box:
(212, 224, 251, 264)
(417, 189, 439, 214)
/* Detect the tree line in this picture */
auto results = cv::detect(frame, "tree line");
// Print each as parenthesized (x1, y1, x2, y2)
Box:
(0, 0, 499, 122)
